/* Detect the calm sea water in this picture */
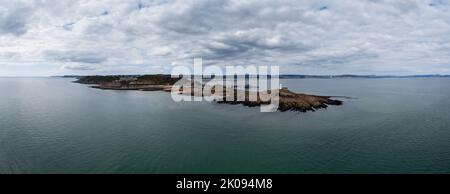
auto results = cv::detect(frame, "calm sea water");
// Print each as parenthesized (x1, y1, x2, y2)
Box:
(0, 77, 449, 173)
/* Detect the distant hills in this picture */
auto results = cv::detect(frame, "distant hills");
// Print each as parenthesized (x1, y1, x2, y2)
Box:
(278, 74, 450, 79)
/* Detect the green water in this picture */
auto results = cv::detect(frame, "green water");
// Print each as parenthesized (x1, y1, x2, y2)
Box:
(0, 77, 449, 173)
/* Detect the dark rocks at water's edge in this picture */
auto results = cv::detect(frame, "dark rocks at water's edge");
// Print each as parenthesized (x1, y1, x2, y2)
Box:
(74, 75, 344, 113)
(216, 87, 343, 112)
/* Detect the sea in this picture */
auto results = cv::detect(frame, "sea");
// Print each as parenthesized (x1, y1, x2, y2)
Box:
(0, 77, 449, 173)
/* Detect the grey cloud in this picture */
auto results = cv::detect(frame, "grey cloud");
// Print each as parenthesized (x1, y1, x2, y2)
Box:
(300, 52, 380, 67)
(0, 52, 20, 59)
(0, 2, 32, 36)
(45, 51, 107, 64)
(2, 0, 450, 75)
(62, 22, 76, 31)
(62, 64, 98, 71)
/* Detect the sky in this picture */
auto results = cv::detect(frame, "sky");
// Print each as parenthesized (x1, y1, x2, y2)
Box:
(1, 0, 450, 76)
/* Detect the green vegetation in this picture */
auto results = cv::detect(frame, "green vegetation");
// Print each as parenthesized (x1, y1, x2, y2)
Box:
(74, 75, 180, 85)
(74, 76, 121, 84)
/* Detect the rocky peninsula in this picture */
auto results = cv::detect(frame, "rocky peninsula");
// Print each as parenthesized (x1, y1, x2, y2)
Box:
(74, 75, 343, 112)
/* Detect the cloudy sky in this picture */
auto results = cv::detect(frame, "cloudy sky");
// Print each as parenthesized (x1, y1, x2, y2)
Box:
(1, 0, 450, 76)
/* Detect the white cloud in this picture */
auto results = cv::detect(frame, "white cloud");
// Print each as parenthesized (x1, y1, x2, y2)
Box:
(1, 0, 450, 76)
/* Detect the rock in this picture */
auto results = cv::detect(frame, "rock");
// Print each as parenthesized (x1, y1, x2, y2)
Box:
(75, 75, 343, 113)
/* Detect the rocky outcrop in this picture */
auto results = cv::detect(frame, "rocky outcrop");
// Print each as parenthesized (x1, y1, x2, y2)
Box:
(75, 75, 343, 112)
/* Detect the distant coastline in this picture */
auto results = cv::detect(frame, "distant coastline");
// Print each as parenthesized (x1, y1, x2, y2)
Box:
(55, 74, 450, 79)
(279, 74, 450, 79)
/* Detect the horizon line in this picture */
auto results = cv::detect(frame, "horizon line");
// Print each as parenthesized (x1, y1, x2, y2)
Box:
(3, 74, 450, 78)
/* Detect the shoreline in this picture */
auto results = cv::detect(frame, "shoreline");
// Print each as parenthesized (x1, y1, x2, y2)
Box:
(74, 75, 344, 112)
